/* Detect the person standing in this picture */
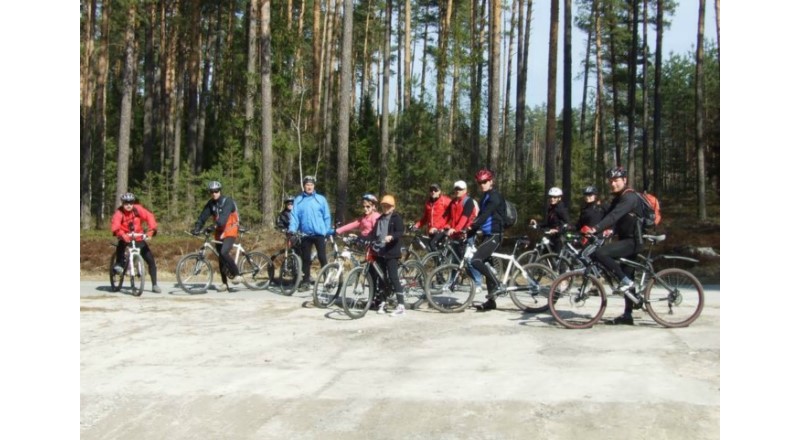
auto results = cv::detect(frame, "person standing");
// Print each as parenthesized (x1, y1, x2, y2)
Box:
(111, 192, 161, 293)
(468, 169, 506, 311)
(289, 175, 334, 290)
(412, 183, 451, 251)
(193, 181, 243, 291)
(276, 197, 294, 230)
(371, 195, 406, 316)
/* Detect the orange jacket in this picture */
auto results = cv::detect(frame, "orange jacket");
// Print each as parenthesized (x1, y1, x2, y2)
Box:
(110, 204, 158, 242)
(195, 196, 239, 239)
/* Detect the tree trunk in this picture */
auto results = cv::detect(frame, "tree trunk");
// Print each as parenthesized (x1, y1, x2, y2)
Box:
(143, 0, 157, 174)
(380, 1, 391, 194)
(653, 0, 663, 194)
(487, 0, 501, 169)
(714, 0, 719, 53)
(641, 0, 650, 191)
(420, 16, 429, 103)
(404, 0, 412, 110)
(562, 0, 573, 206)
(579, 14, 593, 143)
(116, 2, 138, 200)
(607, 3, 621, 165)
(187, 0, 202, 173)
(261, 0, 275, 225)
(502, 0, 518, 173)
(470, 0, 485, 170)
(80, 0, 96, 229)
(337, 0, 354, 224)
(695, 0, 707, 219)
(626, 0, 639, 183)
(514, 0, 532, 187)
(593, 0, 605, 184)
(245, 0, 259, 161)
(436, 0, 453, 149)
(544, 0, 559, 203)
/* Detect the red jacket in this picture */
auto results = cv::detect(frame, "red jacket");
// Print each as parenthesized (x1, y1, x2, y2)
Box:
(414, 195, 452, 230)
(445, 195, 478, 232)
(111, 204, 158, 242)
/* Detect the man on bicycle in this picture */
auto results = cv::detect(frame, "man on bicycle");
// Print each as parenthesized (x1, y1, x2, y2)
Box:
(443, 180, 483, 293)
(468, 169, 505, 311)
(584, 167, 644, 325)
(193, 181, 243, 290)
(412, 183, 451, 251)
(111, 192, 161, 293)
(289, 175, 334, 290)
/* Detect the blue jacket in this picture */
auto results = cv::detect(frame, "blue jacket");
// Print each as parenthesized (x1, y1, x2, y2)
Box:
(289, 191, 332, 236)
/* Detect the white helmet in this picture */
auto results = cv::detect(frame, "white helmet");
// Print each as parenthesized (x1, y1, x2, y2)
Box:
(547, 187, 563, 197)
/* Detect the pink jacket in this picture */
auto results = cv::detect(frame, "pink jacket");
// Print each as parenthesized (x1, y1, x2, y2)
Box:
(336, 211, 381, 237)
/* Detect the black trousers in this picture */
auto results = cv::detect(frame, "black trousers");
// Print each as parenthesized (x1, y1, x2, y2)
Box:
(594, 237, 640, 314)
(116, 240, 158, 285)
(470, 233, 502, 295)
(300, 235, 328, 282)
(216, 237, 240, 282)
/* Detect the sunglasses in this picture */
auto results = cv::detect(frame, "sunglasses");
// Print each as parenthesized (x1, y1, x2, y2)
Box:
(430, 189, 440, 192)
(477, 180, 490, 185)
(209, 189, 221, 194)
(123, 201, 134, 205)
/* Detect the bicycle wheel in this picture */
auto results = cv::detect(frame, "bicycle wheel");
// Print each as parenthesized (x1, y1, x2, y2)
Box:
(274, 253, 302, 296)
(644, 268, 704, 328)
(176, 254, 214, 294)
(313, 262, 343, 308)
(399, 260, 427, 309)
(425, 264, 475, 313)
(341, 267, 374, 319)
(548, 270, 607, 329)
(516, 250, 541, 266)
(509, 263, 557, 313)
(129, 253, 146, 297)
(420, 252, 446, 274)
(239, 251, 271, 290)
(535, 253, 571, 274)
(109, 254, 124, 292)
(402, 248, 421, 263)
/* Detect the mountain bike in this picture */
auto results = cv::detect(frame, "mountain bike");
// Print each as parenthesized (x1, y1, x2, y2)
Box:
(175, 226, 270, 294)
(401, 227, 432, 262)
(548, 233, 704, 329)
(535, 230, 586, 275)
(339, 243, 427, 319)
(312, 234, 362, 308)
(425, 234, 557, 313)
(269, 231, 307, 296)
(109, 231, 147, 296)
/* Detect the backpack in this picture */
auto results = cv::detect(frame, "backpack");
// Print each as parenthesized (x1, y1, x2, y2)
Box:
(500, 197, 518, 228)
(628, 190, 661, 230)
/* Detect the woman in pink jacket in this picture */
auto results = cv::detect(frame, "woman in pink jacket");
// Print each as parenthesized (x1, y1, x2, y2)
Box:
(336, 193, 381, 238)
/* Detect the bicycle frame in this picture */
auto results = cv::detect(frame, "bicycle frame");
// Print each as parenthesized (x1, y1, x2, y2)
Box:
(490, 238, 540, 293)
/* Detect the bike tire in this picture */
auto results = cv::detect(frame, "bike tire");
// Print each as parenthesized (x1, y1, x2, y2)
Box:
(399, 260, 427, 309)
(109, 254, 124, 292)
(176, 254, 214, 294)
(548, 270, 607, 329)
(516, 250, 541, 266)
(313, 262, 343, 308)
(239, 251, 272, 290)
(644, 268, 704, 328)
(420, 252, 446, 275)
(274, 253, 302, 296)
(402, 248, 421, 263)
(130, 253, 146, 297)
(425, 264, 475, 313)
(509, 263, 557, 313)
(341, 267, 374, 319)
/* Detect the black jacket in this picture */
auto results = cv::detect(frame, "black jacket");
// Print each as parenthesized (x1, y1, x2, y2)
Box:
(471, 189, 504, 235)
(545, 202, 570, 229)
(275, 209, 292, 230)
(594, 189, 642, 240)
(577, 201, 607, 230)
(371, 211, 405, 258)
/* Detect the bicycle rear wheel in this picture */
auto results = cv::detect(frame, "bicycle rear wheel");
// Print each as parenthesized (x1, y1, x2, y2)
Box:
(516, 250, 541, 266)
(129, 253, 145, 297)
(313, 262, 343, 308)
(425, 264, 475, 313)
(399, 260, 427, 309)
(644, 268, 704, 328)
(176, 254, 214, 294)
(509, 263, 557, 313)
(341, 267, 374, 319)
(548, 271, 607, 329)
(273, 253, 302, 296)
(109, 254, 124, 292)
(535, 253, 574, 275)
(239, 251, 271, 290)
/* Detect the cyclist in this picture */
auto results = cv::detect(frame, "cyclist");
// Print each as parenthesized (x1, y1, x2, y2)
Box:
(443, 180, 483, 293)
(192, 180, 243, 291)
(583, 167, 644, 325)
(370, 194, 406, 316)
(576, 185, 606, 230)
(412, 183, 451, 251)
(275, 197, 294, 230)
(336, 193, 381, 238)
(289, 175, 334, 290)
(111, 192, 161, 293)
(468, 169, 506, 312)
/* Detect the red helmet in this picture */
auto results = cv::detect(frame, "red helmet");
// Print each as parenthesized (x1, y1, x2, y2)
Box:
(474, 169, 494, 183)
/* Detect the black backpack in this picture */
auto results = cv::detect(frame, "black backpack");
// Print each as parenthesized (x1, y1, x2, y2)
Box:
(500, 197, 517, 228)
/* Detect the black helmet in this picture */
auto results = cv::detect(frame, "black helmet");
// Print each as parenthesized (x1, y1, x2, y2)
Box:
(606, 167, 627, 179)
(284, 197, 294, 204)
(120, 192, 136, 203)
(583, 185, 598, 195)
(208, 181, 223, 191)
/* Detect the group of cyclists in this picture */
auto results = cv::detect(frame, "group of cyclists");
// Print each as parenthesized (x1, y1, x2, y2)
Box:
(110, 165, 649, 325)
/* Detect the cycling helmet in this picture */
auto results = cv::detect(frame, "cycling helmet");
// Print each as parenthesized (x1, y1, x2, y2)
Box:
(547, 187, 563, 197)
(120, 192, 136, 202)
(606, 167, 627, 179)
(303, 175, 316, 184)
(362, 193, 379, 204)
(208, 181, 222, 191)
(474, 168, 494, 183)
(583, 185, 598, 195)
(284, 197, 294, 204)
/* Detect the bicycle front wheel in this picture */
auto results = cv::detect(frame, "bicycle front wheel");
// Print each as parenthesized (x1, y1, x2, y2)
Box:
(341, 267, 374, 319)
(313, 262, 343, 308)
(176, 254, 214, 294)
(509, 263, 557, 313)
(239, 251, 272, 290)
(399, 260, 427, 309)
(129, 253, 145, 297)
(109, 254, 124, 292)
(644, 268, 704, 328)
(425, 264, 475, 313)
(549, 271, 607, 329)
(274, 253, 302, 296)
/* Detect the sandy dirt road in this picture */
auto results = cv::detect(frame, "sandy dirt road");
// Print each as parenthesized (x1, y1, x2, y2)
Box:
(80, 280, 720, 439)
